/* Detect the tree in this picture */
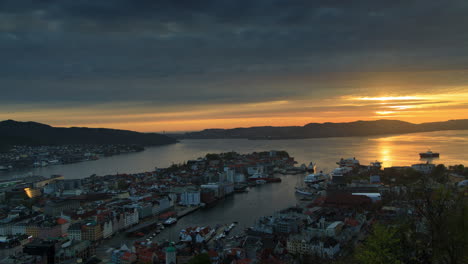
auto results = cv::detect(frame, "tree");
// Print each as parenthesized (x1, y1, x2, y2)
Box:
(430, 164, 448, 184)
(188, 253, 211, 264)
(205, 153, 220, 160)
(117, 179, 129, 190)
(355, 224, 402, 264)
(405, 182, 468, 264)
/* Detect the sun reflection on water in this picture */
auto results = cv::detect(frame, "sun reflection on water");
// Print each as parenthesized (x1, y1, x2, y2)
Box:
(377, 140, 393, 167)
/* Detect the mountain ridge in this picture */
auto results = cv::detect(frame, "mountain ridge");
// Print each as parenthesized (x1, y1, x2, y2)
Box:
(177, 119, 468, 140)
(0, 120, 177, 149)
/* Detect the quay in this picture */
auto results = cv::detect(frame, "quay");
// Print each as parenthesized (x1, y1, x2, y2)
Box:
(176, 205, 201, 219)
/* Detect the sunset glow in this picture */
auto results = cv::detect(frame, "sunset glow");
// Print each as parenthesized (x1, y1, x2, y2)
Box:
(1, 2, 468, 132)
(2, 87, 468, 131)
(354, 96, 420, 101)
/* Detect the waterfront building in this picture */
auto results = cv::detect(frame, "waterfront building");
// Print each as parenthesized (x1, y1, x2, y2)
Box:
(102, 219, 113, 239)
(180, 190, 201, 206)
(152, 196, 173, 215)
(123, 208, 139, 228)
(81, 221, 103, 242)
(136, 203, 153, 219)
(411, 163, 436, 174)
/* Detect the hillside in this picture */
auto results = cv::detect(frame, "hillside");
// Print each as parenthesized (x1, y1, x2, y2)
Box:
(179, 119, 468, 140)
(0, 120, 177, 148)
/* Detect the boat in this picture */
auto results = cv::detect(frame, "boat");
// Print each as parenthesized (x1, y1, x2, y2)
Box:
(304, 171, 328, 184)
(163, 217, 177, 226)
(224, 223, 236, 234)
(307, 162, 316, 172)
(256, 179, 267, 184)
(419, 150, 439, 158)
(337, 157, 360, 168)
(248, 173, 269, 181)
(215, 233, 226, 240)
(295, 187, 315, 196)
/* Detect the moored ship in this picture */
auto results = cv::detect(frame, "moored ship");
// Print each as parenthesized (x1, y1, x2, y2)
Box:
(419, 150, 439, 158)
(295, 186, 315, 196)
(304, 171, 328, 184)
(163, 217, 178, 226)
(248, 173, 281, 183)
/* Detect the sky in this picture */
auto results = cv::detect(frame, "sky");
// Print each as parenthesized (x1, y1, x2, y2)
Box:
(1, 0, 468, 132)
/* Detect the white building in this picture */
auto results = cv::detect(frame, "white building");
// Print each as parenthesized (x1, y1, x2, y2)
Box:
(411, 163, 435, 174)
(11, 223, 26, 235)
(224, 167, 235, 183)
(152, 196, 173, 215)
(287, 235, 340, 258)
(102, 220, 113, 239)
(234, 173, 246, 183)
(124, 208, 139, 228)
(180, 191, 201, 206)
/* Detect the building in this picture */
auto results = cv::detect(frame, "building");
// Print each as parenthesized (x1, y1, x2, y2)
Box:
(55, 240, 94, 263)
(123, 208, 139, 228)
(179, 190, 201, 206)
(165, 243, 176, 264)
(44, 200, 80, 216)
(81, 221, 103, 242)
(287, 235, 340, 258)
(23, 240, 56, 264)
(411, 163, 436, 174)
(102, 219, 114, 239)
(68, 223, 82, 241)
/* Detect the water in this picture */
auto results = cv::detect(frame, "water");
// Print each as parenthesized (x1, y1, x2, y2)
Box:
(2, 130, 468, 180)
(2, 130, 468, 252)
(136, 176, 299, 244)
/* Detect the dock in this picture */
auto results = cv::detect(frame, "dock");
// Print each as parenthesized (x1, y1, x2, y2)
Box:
(176, 205, 201, 219)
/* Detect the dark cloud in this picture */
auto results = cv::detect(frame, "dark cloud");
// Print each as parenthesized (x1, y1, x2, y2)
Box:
(1, 0, 468, 105)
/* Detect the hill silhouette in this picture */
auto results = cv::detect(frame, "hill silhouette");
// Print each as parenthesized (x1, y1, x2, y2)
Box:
(179, 119, 468, 139)
(0, 120, 177, 149)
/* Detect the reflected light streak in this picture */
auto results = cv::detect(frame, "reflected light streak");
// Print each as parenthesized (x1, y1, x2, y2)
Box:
(377, 141, 394, 167)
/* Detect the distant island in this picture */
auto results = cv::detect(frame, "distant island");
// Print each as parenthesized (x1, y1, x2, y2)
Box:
(175, 119, 468, 140)
(0, 120, 177, 150)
